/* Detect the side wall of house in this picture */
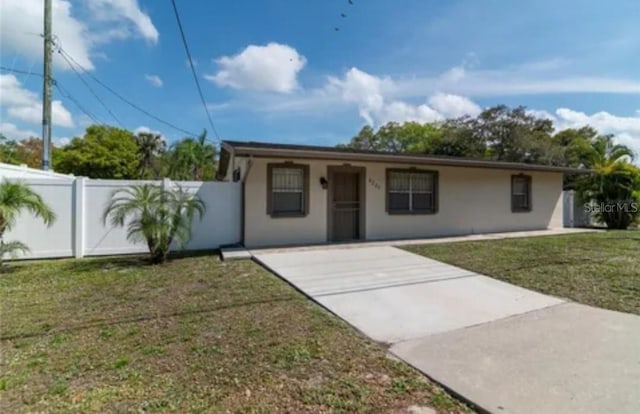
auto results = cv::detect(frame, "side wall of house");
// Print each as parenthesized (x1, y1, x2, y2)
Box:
(242, 157, 563, 247)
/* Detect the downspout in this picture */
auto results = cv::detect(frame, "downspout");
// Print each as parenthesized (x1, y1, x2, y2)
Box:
(239, 156, 253, 247)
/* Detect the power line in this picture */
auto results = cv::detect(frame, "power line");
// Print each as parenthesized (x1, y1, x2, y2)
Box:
(53, 80, 104, 126)
(54, 43, 124, 128)
(0, 66, 43, 77)
(170, 0, 221, 142)
(54, 44, 200, 138)
(1, 66, 106, 131)
(0, 65, 103, 126)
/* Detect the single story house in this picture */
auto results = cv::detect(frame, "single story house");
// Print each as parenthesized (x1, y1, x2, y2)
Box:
(216, 140, 586, 248)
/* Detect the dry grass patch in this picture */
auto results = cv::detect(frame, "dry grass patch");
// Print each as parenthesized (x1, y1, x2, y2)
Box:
(0, 253, 469, 413)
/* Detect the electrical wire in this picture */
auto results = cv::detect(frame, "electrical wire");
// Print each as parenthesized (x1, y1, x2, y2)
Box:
(170, 0, 221, 142)
(54, 45, 124, 128)
(0, 66, 43, 77)
(54, 43, 200, 137)
(53, 80, 104, 126)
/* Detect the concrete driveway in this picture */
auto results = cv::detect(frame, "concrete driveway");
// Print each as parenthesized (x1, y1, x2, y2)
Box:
(253, 245, 640, 414)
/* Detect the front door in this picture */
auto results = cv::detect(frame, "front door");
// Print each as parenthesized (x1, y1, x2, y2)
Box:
(329, 167, 364, 242)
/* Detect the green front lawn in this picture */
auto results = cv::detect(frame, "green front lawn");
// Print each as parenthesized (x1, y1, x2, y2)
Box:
(0, 254, 468, 413)
(405, 230, 640, 315)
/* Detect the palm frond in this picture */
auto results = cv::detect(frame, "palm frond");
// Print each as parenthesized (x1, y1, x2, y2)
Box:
(0, 179, 56, 235)
(0, 240, 30, 259)
(102, 183, 205, 262)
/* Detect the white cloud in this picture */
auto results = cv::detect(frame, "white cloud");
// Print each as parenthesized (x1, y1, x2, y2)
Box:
(8, 101, 74, 128)
(323, 68, 479, 126)
(374, 101, 443, 125)
(0, 74, 38, 107)
(144, 74, 163, 87)
(133, 125, 166, 142)
(394, 66, 640, 98)
(54, 136, 71, 146)
(551, 108, 640, 157)
(1, 0, 93, 69)
(428, 93, 481, 118)
(0, 74, 74, 127)
(206, 43, 306, 93)
(326, 68, 390, 124)
(203, 60, 640, 157)
(554, 108, 640, 134)
(88, 0, 159, 44)
(0, 122, 39, 140)
(0, 0, 158, 71)
(441, 66, 466, 83)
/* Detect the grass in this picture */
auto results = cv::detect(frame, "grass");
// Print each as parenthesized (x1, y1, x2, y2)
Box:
(0, 254, 469, 413)
(405, 230, 640, 315)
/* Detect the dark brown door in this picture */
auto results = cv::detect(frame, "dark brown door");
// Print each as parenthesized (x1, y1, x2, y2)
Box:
(330, 170, 361, 241)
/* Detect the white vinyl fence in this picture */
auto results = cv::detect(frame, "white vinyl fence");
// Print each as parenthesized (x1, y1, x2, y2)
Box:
(563, 190, 593, 227)
(2, 173, 242, 260)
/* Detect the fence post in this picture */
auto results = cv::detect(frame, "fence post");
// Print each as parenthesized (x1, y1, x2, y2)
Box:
(73, 177, 86, 258)
(568, 190, 575, 228)
(161, 177, 172, 191)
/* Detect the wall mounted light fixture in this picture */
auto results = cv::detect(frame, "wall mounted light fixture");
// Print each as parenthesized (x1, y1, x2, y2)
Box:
(320, 177, 329, 189)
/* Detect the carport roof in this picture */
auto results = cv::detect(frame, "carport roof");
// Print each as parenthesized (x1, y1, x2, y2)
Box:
(219, 140, 589, 176)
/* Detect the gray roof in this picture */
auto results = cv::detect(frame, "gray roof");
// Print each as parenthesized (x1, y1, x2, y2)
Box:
(220, 140, 589, 175)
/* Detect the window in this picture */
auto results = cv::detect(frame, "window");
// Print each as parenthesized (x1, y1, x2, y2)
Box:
(511, 175, 532, 212)
(267, 163, 309, 217)
(386, 169, 438, 214)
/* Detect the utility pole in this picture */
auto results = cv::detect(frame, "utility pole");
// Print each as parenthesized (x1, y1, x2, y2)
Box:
(41, 0, 53, 170)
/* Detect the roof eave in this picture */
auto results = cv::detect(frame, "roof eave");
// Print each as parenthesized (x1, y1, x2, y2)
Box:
(228, 145, 590, 174)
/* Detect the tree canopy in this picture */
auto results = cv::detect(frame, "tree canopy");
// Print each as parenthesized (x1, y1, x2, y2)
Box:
(166, 130, 217, 181)
(0, 135, 45, 168)
(0, 125, 219, 181)
(54, 125, 140, 179)
(340, 105, 632, 168)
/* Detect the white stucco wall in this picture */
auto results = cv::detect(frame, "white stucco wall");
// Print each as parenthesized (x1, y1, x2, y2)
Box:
(242, 157, 564, 247)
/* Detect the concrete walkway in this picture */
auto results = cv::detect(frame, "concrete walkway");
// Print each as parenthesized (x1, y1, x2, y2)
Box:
(251, 228, 597, 254)
(253, 244, 640, 414)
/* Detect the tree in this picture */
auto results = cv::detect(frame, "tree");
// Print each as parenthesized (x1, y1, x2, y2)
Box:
(167, 130, 216, 181)
(577, 135, 640, 229)
(339, 105, 578, 164)
(473, 105, 555, 163)
(15, 137, 44, 169)
(0, 180, 56, 268)
(552, 127, 598, 167)
(338, 125, 378, 150)
(103, 184, 205, 263)
(135, 132, 166, 179)
(434, 117, 487, 158)
(340, 122, 444, 153)
(54, 125, 139, 179)
(0, 134, 20, 165)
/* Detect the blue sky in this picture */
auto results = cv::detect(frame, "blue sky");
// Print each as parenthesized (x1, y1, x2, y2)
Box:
(1, 0, 639, 154)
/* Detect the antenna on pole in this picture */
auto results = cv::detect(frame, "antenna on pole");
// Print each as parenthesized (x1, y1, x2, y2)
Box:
(41, 0, 53, 170)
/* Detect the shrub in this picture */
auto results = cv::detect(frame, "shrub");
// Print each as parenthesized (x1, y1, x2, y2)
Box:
(103, 184, 205, 263)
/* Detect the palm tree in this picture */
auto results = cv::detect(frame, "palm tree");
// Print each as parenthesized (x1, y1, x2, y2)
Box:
(168, 130, 216, 181)
(578, 135, 639, 229)
(103, 184, 205, 264)
(135, 132, 165, 179)
(0, 180, 56, 267)
(584, 135, 634, 170)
